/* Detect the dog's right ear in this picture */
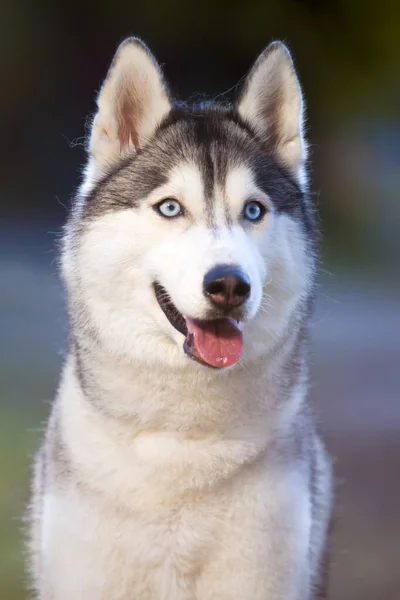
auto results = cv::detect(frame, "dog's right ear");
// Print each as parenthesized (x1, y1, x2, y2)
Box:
(86, 38, 172, 182)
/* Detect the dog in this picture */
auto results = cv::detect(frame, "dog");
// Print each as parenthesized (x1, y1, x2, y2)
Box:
(28, 37, 333, 599)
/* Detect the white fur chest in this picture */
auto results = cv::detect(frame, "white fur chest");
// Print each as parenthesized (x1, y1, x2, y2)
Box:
(59, 362, 269, 510)
(42, 481, 222, 600)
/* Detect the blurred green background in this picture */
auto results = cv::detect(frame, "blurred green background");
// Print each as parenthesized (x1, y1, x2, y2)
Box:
(1, 1, 399, 598)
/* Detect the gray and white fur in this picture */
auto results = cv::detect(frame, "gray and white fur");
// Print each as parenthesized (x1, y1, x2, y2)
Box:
(28, 38, 333, 599)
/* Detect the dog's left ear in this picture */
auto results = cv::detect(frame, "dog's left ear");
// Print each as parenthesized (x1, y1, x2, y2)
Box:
(237, 42, 307, 183)
(86, 38, 172, 182)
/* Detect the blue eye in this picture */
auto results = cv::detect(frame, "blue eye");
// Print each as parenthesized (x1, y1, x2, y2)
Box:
(243, 201, 266, 222)
(156, 199, 183, 218)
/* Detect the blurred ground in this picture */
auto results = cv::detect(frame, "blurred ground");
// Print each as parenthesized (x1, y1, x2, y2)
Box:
(1, 225, 399, 599)
(311, 280, 400, 600)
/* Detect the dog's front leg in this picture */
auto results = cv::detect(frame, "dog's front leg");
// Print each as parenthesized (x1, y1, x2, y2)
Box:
(196, 466, 314, 600)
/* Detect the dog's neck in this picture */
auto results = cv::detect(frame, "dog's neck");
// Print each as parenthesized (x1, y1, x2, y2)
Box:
(68, 318, 308, 439)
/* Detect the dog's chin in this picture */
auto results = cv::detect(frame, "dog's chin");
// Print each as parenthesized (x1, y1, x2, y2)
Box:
(153, 282, 246, 369)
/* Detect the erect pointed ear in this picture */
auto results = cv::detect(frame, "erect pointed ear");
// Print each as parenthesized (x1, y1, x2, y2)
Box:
(86, 38, 172, 181)
(237, 42, 307, 185)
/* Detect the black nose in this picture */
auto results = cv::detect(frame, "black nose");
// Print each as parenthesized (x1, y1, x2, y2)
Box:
(203, 264, 251, 311)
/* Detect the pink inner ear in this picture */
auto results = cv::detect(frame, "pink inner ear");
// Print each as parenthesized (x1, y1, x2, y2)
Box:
(118, 119, 141, 152)
(117, 94, 142, 153)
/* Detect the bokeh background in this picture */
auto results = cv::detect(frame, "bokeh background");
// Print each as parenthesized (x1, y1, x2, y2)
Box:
(1, 1, 399, 598)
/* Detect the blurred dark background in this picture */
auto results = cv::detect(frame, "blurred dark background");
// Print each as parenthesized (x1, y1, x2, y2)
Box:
(1, 1, 399, 598)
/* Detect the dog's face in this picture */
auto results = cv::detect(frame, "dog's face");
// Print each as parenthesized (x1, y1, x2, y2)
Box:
(63, 39, 316, 370)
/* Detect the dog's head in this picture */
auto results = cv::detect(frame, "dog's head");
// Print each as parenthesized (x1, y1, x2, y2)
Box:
(63, 38, 316, 370)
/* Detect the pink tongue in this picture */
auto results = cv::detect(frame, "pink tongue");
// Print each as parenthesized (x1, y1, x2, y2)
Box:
(184, 317, 243, 368)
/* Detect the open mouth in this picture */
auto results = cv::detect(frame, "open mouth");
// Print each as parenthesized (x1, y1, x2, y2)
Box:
(153, 282, 244, 369)
(153, 282, 188, 336)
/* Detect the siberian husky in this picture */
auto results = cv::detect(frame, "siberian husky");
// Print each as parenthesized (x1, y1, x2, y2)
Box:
(29, 37, 333, 599)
